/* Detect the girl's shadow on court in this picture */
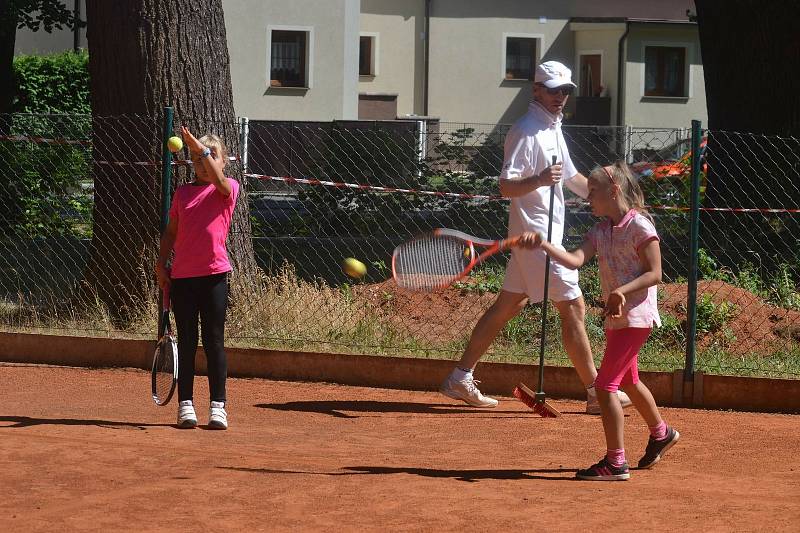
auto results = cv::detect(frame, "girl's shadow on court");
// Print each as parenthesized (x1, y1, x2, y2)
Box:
(255, 400, 534, 419)
(0, 415, 173, 430)
(219, 465, 578, 482)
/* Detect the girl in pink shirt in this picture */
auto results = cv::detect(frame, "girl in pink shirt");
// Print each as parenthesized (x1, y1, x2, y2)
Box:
(156, 126, 239, 430)
(525, 161, 679, 481)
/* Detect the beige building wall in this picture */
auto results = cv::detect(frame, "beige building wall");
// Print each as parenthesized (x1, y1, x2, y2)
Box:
(428, 11, 572, 124)
(571, 22, 626, 124)
(416, 0, 700, 125)
(224, 0, 359, 120)
(623, 25, 707, 128)
(359, 0, 425, 117)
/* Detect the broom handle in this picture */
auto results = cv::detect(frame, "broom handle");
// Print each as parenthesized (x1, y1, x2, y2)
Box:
(537, 155, 558, 395)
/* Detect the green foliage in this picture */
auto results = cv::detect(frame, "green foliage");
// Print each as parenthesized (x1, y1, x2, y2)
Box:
(579, 259, 603, 307)
(649, 312, 685, 348)
(11, 1, 84, 33)
(1, 113, 92, 238)
(453, 262, 505, 294)
(694, 294, 736, 336)
(13, 51, 90, 114)
(371, 259, 390, 279)
(768, 263, 800, 311)
(497, 302, 561, 348)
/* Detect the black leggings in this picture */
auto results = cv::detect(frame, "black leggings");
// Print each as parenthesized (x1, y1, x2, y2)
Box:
(171, 273, 228, 403)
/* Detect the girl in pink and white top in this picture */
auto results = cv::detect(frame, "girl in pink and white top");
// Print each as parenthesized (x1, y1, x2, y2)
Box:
(156, 126, 239, 430)
(524, 160, 679, 481)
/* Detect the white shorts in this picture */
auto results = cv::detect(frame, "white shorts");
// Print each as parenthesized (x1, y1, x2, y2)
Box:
(501, 248, 582, 303)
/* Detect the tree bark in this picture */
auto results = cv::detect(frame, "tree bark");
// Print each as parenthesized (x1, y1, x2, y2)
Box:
(85, 0, 256, 325)
(0, 1, 17, 127)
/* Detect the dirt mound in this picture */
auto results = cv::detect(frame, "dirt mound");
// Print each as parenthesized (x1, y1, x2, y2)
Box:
(356, 279, 800, 356)
(655, 280, 799, 355)
(356, 280, 496, 345)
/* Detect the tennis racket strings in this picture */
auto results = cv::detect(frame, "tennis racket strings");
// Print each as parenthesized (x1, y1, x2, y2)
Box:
(393, 234, 472, 291)
(152, 333, 178, 405)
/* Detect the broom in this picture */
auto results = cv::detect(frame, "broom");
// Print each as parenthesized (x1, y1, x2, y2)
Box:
(513, 155, 561, 417)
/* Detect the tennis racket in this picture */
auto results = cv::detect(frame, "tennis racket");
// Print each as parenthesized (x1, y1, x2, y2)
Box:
(392, 229, 521, 291)
(151, 287, 178, 406)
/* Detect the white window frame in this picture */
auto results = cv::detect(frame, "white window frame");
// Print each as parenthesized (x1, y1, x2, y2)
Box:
(359, 32, 379, 78)
(575, 50, 604, 97)
(267, 25, 314, 89)
(501, 33, 544, 81)
(640, 41, 693, 99)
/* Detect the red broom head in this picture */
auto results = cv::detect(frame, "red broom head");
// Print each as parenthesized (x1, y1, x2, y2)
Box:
(513, 384, 561, 418)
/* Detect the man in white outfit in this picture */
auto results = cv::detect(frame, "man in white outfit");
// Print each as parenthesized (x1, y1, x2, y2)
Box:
(440, 61, 632, 414)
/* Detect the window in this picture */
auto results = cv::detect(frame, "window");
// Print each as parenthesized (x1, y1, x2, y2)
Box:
(270, 30, 309, 88)
(505, 37, 538, 80)
(359, 34, 378, 77)
(644, 46, 686, 97)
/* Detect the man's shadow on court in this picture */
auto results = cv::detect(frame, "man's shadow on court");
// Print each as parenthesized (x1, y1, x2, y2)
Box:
(255, 400, 538, 419)
(0, 415, 173, 430)
(219, 465, 578, 482)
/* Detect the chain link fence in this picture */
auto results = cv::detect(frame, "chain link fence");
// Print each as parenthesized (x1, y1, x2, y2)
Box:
(1, 113, 798, 378)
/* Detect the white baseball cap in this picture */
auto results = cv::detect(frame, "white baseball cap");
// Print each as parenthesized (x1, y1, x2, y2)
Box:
(534, 61, 577, 88)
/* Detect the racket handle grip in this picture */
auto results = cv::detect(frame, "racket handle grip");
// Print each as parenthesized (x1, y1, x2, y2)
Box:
(499, 236, 522, 250)
(162, 287, 170, 310)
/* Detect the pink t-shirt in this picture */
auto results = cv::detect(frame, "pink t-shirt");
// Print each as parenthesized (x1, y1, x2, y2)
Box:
(587, 209, 661, 330)
(168, 178, 239, 279)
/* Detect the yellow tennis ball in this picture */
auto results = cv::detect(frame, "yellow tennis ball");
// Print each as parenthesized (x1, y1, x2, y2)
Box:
(343, 257, 367, 279)
(167, 136, 183, 153)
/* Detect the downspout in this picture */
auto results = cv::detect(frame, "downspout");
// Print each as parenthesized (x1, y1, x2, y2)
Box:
(615, 20, 630, 127)
(423, 0, 431, 116)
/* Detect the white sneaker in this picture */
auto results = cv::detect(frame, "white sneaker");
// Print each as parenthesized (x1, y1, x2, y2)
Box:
(208, 401, 228, 430)
(586, 386, 634, 415)
(177, 400, 198, 428)
(440, 375, 499, 408)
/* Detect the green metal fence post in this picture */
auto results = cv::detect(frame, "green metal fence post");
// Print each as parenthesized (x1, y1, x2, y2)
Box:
(160, 106, 174, 233)
(158, 107, 174, 329)
(684, 119, 702, 382)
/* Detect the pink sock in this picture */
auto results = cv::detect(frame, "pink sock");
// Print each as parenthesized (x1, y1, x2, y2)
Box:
(650, 421, 668, 440)
(606, 448, 626, 467)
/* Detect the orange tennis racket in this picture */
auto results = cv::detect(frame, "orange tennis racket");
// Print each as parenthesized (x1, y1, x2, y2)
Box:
(392, 229, 521, 291)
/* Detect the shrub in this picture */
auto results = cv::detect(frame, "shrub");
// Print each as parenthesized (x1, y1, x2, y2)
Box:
(13, 51, 90, 114)
(694, 294, 736, 336)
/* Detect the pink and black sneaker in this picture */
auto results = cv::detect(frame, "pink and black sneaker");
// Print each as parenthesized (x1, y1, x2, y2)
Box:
(576, 457, 630, 481)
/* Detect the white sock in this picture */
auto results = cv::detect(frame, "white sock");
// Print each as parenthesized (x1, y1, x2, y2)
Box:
(452, 367, 472, 381)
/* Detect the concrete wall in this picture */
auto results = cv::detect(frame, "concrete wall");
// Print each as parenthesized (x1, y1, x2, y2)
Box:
(224, 0, 360, 120)
(2, 332, 799, 413)
(359, 0, 425, 117)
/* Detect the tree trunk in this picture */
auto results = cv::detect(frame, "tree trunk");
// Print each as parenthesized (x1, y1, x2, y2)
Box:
(85, 0, 256, 326)
(0, 0, 17, 127)
(694, 0, 800, 270)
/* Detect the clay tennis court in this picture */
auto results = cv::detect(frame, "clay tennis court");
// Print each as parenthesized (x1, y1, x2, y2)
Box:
(2, 364, 798, 531)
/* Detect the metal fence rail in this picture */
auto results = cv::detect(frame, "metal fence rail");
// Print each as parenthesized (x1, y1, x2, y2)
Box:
(1, 113, 798, 379)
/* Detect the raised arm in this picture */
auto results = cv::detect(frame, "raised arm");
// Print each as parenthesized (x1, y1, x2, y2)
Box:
(520, 232, 596, 270)
(181, 126, 232, 197)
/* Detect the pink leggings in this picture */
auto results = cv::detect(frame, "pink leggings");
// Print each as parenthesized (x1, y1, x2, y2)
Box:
(595, 328, 652, 393)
